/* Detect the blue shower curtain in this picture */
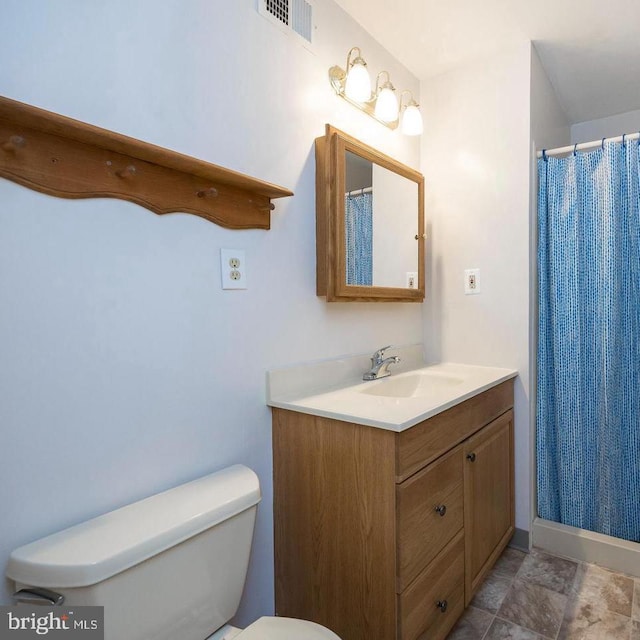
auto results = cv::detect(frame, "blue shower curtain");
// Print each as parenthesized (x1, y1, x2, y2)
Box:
(345, 192, 373, 286)
(537, 140, 640, 542)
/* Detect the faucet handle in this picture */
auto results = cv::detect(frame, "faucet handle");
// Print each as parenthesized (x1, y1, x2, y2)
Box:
(372, 345, 393, 363)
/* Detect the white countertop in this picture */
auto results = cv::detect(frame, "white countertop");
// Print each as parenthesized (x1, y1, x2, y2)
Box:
(266, 351, 517, 432)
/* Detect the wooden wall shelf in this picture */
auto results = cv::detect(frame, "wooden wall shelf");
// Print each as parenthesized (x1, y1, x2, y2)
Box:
(0, 96, 293, 229)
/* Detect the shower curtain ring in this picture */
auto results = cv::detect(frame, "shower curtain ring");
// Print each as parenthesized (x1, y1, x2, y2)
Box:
(542, 149, 548, 162)
(622, 134, 627, 147)
(573, 143, 578, 157)
(601, 137, 606, 150)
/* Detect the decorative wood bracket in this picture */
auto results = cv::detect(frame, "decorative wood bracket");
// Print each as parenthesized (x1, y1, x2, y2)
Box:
(0, 96, 293, 229)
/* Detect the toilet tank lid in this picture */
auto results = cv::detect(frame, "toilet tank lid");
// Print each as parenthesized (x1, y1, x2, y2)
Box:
(6, 465, 261, 589)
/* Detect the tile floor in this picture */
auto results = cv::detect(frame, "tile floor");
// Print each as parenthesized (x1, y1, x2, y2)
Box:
(447, 547, 640, 639)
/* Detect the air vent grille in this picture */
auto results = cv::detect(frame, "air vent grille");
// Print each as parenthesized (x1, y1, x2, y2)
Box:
(265, 0, 289, 26)
(291, 0, 312, 42)
(257, 0, 314, 47)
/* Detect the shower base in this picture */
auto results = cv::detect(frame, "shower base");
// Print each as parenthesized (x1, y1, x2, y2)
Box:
(532, 517, 640, 578)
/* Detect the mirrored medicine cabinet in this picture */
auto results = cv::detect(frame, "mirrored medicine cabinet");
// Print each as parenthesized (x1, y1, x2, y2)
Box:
(315, 124, 425, 302)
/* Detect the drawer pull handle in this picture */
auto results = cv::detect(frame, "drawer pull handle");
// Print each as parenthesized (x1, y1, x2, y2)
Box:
(466, 452, 476, 462)
(436, 600, 448, 613)
(434, 504, 447, 517)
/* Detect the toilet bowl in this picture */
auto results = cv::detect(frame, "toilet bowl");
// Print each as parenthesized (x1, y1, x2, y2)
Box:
(6, 465, 340, 640)
(212, 617, 339, 639)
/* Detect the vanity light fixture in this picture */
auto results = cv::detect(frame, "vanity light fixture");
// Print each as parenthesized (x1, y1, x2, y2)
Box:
(400, 91, 424, 136)
(373, 71, 398, 123)
(328, 47, 423, 136)
(343, 47, 371, 102)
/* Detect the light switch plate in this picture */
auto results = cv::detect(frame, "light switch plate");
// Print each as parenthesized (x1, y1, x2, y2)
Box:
(221, 249, 247, 290)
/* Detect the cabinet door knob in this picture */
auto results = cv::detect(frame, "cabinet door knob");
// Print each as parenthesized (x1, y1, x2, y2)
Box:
(466, 452, 476, 462)
(434, 504, 447, 517)
(436, 600, 448, 613)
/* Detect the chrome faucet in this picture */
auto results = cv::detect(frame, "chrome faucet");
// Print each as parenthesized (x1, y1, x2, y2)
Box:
(363, 345, 401, 381)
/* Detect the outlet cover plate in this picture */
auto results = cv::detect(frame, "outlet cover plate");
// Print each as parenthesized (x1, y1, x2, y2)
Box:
(221, 249, 247, 290)
(464, 268, 480, 295)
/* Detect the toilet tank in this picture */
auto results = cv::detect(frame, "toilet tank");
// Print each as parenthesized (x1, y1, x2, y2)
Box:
(6, 465, 261, 640)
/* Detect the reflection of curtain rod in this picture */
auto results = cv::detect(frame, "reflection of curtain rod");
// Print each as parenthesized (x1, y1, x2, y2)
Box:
(345, 187, 373, 196)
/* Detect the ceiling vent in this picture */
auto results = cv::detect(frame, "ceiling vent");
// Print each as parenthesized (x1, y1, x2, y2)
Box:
(257, 0, 314, 48)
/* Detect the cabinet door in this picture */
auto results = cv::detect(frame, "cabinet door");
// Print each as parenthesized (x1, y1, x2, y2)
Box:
(463, 409, 514, 603)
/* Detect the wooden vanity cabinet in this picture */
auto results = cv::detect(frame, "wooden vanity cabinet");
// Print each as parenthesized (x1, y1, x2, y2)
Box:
(272, 380, 514, 640)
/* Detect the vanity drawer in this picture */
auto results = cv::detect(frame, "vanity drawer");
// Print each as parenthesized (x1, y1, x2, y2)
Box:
(396, 446, 463, 592)
(395, 379, 514, 482)
(398, 531, 465, 640)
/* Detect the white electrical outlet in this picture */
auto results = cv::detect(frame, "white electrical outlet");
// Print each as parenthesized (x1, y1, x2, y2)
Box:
(221, 249, 247, 290)
(406, 272, 418, 289)
(464, 268, 480, 294)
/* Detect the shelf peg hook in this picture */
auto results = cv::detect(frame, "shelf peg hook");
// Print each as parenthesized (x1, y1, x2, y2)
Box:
(196, 187, 218, 199)
(2, 135, 25, 153)
(116, 165, 136, 178)
(248, 198, 275, 212)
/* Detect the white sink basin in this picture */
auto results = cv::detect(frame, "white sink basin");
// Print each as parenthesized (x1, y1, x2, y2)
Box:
(267, 357, 517, 432)
(359, 371, 464, 398)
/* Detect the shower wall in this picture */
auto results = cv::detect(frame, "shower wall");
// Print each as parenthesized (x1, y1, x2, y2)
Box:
(572, 108, 640, 143)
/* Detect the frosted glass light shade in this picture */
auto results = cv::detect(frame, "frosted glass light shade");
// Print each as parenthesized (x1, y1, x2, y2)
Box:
(401, 104, 424, 136)
(374, 86, 399, 122)
(344, 62, 371, 102)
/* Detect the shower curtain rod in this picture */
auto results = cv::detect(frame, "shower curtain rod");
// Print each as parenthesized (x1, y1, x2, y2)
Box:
(345, 186, 373, 196)
(536, 132, 640, 158)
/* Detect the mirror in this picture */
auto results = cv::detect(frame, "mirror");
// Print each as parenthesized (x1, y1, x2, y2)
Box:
(315, 124, 425, 302)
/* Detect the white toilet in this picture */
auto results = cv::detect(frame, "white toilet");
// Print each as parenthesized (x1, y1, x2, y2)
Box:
(6, 465, 340, 640)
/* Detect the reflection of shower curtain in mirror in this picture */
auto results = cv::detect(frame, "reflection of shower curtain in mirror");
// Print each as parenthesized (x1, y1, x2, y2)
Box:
(345, 191, 373, 285)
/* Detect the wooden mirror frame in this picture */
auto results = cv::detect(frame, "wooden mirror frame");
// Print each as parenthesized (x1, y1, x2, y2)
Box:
(315, 124, 425, 302)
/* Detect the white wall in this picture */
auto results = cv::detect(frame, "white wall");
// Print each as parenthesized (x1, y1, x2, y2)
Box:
(572, 108, 640, 143)
(0, 0, 422, 622)
(420, 43, 534, 533)
(529, 45, 571, 528)
(531, 47, 572, 153)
